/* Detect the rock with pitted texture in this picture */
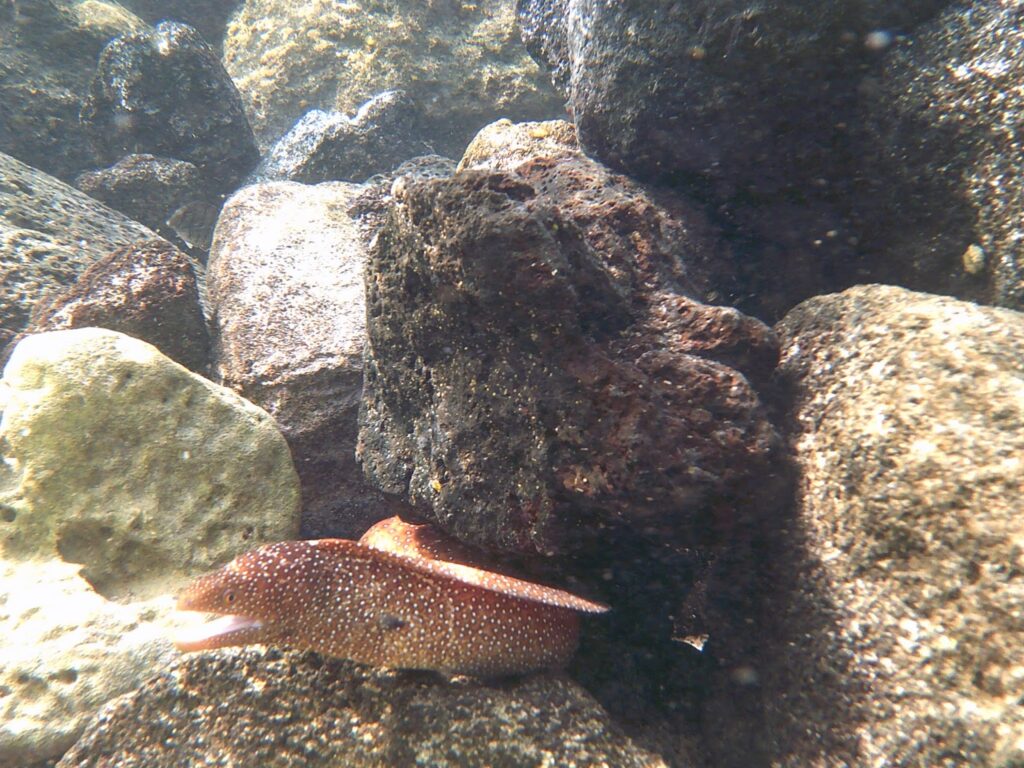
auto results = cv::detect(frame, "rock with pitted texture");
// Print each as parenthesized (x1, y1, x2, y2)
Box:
(516, 0, 951, 319)
(223, 0, 561, 159)
(703, 285, 1024, 767)
(0, 151, 164, 350)
(81, 21, 259, 191)
(856, 2, 1024, 311)
(0, 239, 210, 373)
(359, 135, 779, 555)
(0, 0, 146, 181)
(0, 327, 300, 599)
(58, 648, 669, 768)
(358, 125, 787, 731)
(209, 180, 402, 539)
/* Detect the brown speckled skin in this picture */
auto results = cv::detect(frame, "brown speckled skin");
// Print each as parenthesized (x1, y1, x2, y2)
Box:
(177, 538, 604, 676)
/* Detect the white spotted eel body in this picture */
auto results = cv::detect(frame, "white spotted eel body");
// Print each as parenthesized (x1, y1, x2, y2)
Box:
(175, 517, 608, 677)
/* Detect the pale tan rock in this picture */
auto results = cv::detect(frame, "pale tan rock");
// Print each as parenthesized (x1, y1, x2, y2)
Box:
(707, 284, 1024, 767)
(0, 327, 300, 597)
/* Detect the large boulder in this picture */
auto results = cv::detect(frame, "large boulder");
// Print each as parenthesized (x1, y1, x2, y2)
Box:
(222, 0, 562, 158)
(0, 0, 146, 181)
(0, 327, 300, 766)
(81, 21, 260, 192)
(857, 1, 1024, 311)
(58, 648, 669, 767)
(209, 181, 403, 538)
(0, 328, 300, 595)
(357, 124, 788, 731)
(705, 285, 1024, 766)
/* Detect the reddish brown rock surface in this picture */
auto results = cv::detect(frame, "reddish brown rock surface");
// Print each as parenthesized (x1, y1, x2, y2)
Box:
(2, 239, 210, 373)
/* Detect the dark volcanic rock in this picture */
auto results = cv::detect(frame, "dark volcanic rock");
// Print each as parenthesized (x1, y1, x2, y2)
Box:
(704, 285, 1024, 767)
(856, 2, 1024, 311)
(516, 0, 952, 319)
(209, 181, 404, 539)
(349, 154, 457, 240)
(2, 239, 210, 373)
(75, 154, 221, 248)
(0, 151, 163, 350)
(359, 166, 783, 556)
(0, 0, 146, 181)
(251, 90, 431, 185)
(81, 21, 259, 191)
(57, 649, 669, 767)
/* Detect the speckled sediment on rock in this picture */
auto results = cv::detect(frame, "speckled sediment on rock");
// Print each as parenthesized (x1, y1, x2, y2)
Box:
(0, 0, 146, 181)
(704, 285, 1024, 766)
(359, 139, 779, 556)
(209, 181, 403, 538)
(222, 0, 562, 158)
(0, 151, 165, 349)
(857, 1, 1024, 311)
(57, 648, 669, 768)
(0, 327, 300, 598)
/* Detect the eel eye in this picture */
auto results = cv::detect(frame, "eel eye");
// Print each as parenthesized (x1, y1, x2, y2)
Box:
(224, 589, 236, 604)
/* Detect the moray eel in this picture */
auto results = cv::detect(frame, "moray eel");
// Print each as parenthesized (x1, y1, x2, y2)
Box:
(174, 517, 608, 676)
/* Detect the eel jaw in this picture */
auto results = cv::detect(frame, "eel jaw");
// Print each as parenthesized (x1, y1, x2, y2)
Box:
(173, 612, 267, 652)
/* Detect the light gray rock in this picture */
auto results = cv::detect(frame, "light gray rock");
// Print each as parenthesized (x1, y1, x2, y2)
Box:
(0, 152, 169, 350)
(209, 181, 403, 538)
(0, 328, 300, 596)
(222, 0, 561, 159)
(58, 648, 669, 767)
(705, 285, 1024, 767)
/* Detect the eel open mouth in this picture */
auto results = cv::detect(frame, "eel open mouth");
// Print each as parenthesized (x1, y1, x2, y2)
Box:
(173, 613, 265, 652)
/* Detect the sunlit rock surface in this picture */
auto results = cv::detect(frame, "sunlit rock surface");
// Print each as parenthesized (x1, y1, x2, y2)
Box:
(0, 560, 176, 768)
(705, 285, 1024, 766)
(222, 0, 562, 158)
(58, 648, 669, 768)
(209, 181, 404, 538)
(0, 327, 301, 766)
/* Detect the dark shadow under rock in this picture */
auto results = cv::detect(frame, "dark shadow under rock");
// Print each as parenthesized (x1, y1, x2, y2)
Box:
(57, 648, 672, 767)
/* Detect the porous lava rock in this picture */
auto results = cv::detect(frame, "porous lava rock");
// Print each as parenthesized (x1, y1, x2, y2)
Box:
(81, 21, 259, 191)
(1, 239, 210, 373)
(0, 0, 146, 181)
(75, 154, 220, 248)
(57, 648, 669, 767)
(516, 0, 951, 319)
(704, 285, 1024, 766)
(357, 136, 787, 741)
(358, 135, 779, 555)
